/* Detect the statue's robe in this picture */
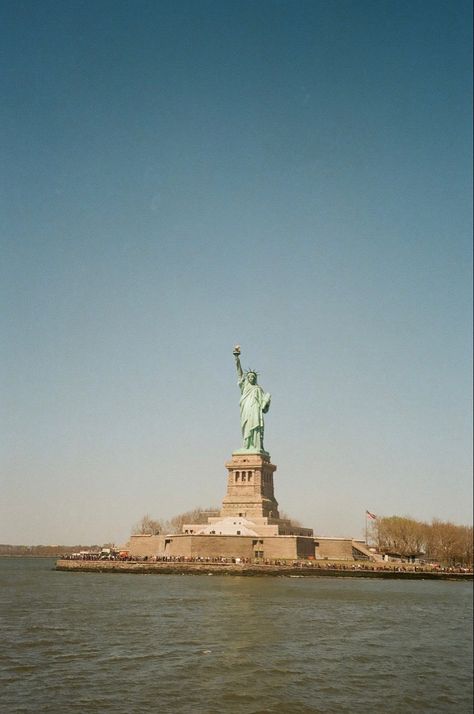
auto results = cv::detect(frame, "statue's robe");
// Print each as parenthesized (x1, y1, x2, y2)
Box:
(238, 377, 271, 448)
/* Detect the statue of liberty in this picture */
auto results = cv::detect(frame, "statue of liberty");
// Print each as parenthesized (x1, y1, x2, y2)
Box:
(233, 346, 271, 453)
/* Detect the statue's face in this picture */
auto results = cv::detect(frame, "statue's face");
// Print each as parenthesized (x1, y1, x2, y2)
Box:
(247, 373, 257, 384)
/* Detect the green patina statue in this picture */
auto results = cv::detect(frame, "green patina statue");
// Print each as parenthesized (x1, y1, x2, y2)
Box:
(233, 346, 271, 453)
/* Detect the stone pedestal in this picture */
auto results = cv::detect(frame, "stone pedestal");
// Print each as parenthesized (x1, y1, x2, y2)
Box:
(220, 451, 280, 520)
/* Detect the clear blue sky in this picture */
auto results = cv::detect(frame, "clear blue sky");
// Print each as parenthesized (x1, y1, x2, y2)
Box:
(1, 0, 472, 545)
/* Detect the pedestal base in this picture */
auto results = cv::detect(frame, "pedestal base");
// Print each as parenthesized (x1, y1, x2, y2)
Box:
(220, 451, 279, 520)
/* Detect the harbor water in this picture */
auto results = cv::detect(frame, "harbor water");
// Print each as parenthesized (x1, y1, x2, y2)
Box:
(1, 558, 472, 713)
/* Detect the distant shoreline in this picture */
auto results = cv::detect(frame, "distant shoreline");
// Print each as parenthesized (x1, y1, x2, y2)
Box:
(0, 552, 100, 558)
(55, 560, 473, 580)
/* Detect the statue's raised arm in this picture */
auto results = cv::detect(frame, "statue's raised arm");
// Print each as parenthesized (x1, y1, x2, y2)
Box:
(233, 345, 244, 381)
(232, 345, 271, 454)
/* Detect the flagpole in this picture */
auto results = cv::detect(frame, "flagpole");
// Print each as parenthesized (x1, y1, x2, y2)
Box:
(365, 511, 377, 546)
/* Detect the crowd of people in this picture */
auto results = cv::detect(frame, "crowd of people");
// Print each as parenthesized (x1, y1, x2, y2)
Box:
(59, 552, 472, 573)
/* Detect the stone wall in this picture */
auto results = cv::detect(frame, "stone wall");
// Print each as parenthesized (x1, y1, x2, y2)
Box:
(55, 560, 473, 580)
(167, 534, 254, 559)
(128, 534, 165, 557)
(257, 536, 306, 560)
(316, 537, 354, 560)
(128, 532, 316, 560)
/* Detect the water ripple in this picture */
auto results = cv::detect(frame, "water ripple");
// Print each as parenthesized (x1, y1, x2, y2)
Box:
(0, 559, 472, 713)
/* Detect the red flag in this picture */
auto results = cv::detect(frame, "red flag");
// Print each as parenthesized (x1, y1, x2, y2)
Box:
(366, 510, 377, 520)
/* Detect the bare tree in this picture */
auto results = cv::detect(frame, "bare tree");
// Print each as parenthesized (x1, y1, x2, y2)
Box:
(132, 514, 163, 536)
(168, 506, 220, 534)
(374, 516, 427, 556)
(426, 520, 473, 566)
(374, 515, 473, 566)
(131, 508, 220, 536)
(459, 526, 473, 565)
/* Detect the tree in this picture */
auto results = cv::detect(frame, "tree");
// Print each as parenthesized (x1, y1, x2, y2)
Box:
(132, 514, 163, 535)
(373, 515, 473, 566)
(168, 507, 219, 534)
(426, 520, 473, 566)
(460, 526, 473, 566)
(374, 516, 428, 556)
(131, 507, 220, 536)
